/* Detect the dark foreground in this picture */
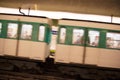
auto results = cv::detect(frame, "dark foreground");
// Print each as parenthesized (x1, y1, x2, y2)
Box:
(0, 56, 120, 80)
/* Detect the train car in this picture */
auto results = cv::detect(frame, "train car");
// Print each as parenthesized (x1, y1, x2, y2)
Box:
(0, 13, 120, 69)
(0, 14, 50, 61)
(55, 19, 120, 68)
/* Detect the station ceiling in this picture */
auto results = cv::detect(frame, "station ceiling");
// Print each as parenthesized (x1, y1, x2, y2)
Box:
(0, 0, 120, 17)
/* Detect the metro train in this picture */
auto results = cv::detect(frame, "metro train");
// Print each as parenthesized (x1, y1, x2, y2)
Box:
(0, 14, 120, 69)
(0, 14, 50, 62)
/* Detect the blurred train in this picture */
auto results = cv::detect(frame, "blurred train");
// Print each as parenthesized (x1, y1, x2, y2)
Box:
(0, 14, 51, 62)
(0, 14, 120, 69)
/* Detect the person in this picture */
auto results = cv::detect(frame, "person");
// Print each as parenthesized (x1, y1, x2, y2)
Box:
(106, 37, 114, 48)
(60, 32, 66, 43)
(7, 28, 13, 38)
(74, 33, 83, 44)
(117, 41, 120, 49)
(22, 31, 31, 39)
(92, 36, 99, 46)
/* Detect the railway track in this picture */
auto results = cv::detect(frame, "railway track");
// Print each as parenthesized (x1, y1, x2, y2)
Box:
(0, 70, 74, 80)
(0, 56, 120, 80)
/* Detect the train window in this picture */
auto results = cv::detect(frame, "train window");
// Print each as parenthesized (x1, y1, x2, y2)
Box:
(0, 23, 2, 34)
(21, 24, 33, 40)
(88, 30, 100, 47)
(72, 29, 84, 45)
(38, 25, 45, 41)
(59, 28, 66, 43)
(106, 32, 120, 49)
(7, 23, 18, 38)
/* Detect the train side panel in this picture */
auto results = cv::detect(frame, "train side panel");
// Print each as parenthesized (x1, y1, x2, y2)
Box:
(56, 19, 120, 68)
(4, 39, 17, 56)
(0, 38, 4, 55)
(55, 44, 70, 63)
(55, 45, 84, 64)
(29, 42, 48, 60)
(85, 47, 100, 65)
(0, 15, 19, 56)
(69, 46, 84, 63)
(99, 49, 120, 68)
(18, 16, 50, 61)
(18, 41, 48, 61)
(0, 14, 50, 61)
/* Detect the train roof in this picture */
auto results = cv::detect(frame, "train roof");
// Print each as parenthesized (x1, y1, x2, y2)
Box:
(0, 13, 47, 18)
(61, 18, 120, 26)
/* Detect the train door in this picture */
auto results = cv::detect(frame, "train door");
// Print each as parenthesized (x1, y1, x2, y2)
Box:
(55, 26, 86, 63)
(55, 25, 101, 65)
(69, 28, 101, 64)
(5, 22, 19, 56)
(55, 26, 70, 63)
(2, 21, 19, 56)
(85, 29, 101, 65)
(70, 28, 85, 63)
(69, 28, 101, 65)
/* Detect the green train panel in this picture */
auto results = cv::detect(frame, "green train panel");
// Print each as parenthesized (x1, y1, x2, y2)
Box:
(55, 19, 120, 68)
(0, 14, 50, 61)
